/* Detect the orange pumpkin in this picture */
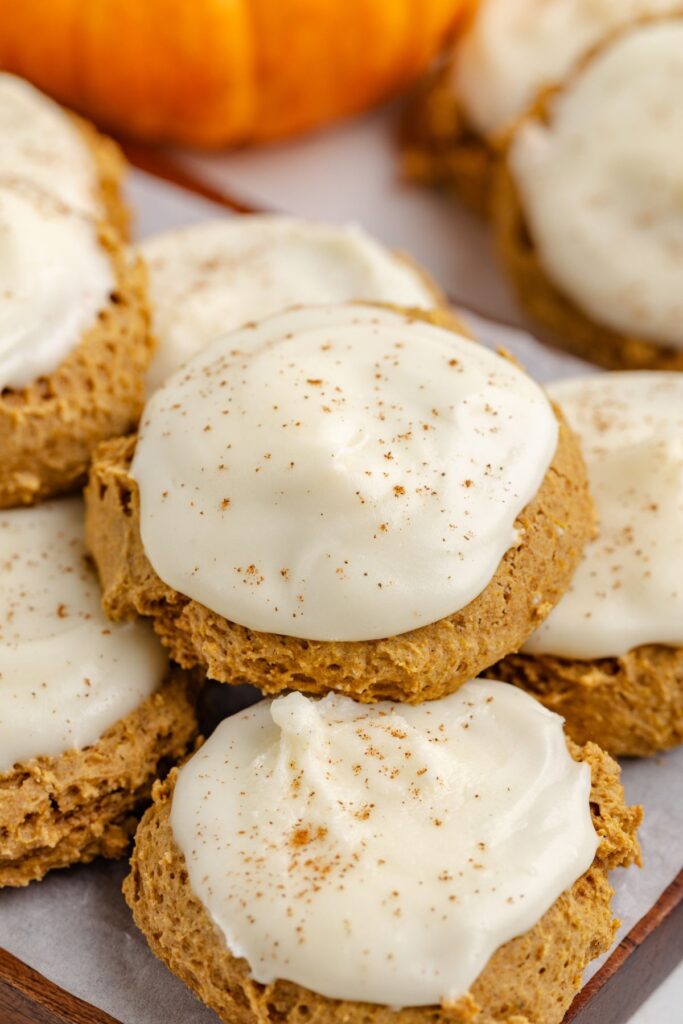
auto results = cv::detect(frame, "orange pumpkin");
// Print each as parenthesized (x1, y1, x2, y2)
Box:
(0, 0, 465, 147)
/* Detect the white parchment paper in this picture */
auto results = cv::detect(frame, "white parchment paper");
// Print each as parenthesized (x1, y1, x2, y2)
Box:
(1, 745, 680, 1024)
(0, 147, 680, 1023)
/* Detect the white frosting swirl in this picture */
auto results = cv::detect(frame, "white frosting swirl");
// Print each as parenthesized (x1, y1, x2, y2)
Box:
(524, 373, 683, 660)
(141, 217, 437, 391)
(0, 185, 113, 390)
(171, 680, 597, 1006)
(507, 20, 683, 350)
(453, 0, 680, 137)
(0, 498, 168, 774)
(0, 73, 101, 215)
(132, 304, 558, 641)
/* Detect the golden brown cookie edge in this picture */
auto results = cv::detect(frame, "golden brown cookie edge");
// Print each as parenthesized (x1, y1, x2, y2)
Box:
(122, 739, 640, 1024)
(0, 116, 153, 509)
(83, 312, 594, 702)
(488, 645, 683, 758)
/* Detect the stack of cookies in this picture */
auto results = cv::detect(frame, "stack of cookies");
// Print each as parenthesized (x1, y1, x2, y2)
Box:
(92, 294, 645, 1024)
(7, 66, 681, 1024)
(0, 74, 196, 887)
(404, 0, 683, 371)
(0, 76, 454, 891)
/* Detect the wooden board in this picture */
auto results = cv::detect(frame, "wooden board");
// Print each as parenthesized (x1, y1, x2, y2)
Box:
(1, 869, 681, 1024)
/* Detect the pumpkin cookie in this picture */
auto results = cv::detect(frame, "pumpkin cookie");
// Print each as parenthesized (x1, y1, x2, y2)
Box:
(85, 304, 593, 702)
(141, 216, 448, 391)
(403, 0, 679, 216)
(0, 74, 152, 508)
(0, 497, 198, 887)
(124, 682, 641, 1024)
(402, 57, 496, 216)
(494, 17, 683, 370)
(490, 374, 683, 757)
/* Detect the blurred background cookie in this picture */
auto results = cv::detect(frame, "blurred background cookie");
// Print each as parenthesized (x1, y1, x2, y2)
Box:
(403, 0, 679, 215)
(494, 16, 683, 370)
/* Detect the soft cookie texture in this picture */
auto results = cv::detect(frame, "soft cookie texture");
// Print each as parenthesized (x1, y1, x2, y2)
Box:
(123, 741, 640, 1024)
(84, 409, 593, 703)
(489, 646, 683, 758)
(402, 63, 495, 216)
(0, 119, 153, 509)
(0, 670, 197, 888)
(72, 113, 131, 240)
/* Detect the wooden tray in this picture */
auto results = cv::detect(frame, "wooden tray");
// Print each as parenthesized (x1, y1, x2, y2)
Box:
(2, 149, 681, 1024)
(1, 869, 681, 1024)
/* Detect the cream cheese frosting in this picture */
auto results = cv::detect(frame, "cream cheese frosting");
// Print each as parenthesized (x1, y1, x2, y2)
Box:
(453, 0, 681, 138)
(170, 680, 598, 1006)
(0, 185, 114, 390)
(131, 304, 558, 642)
(524, 373, 683, 660)
(507, 19, 683, 350)
(0, 73, 101, 216)
(141, 217, 438, 391)
(0, 498, 168, 774)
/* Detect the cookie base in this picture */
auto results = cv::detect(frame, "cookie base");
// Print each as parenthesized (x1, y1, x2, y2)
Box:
(123, 740, 641, 1024)
(84, 391, 594, 704)
(488, 644, 683, 758)
(0, 670, 198, 888)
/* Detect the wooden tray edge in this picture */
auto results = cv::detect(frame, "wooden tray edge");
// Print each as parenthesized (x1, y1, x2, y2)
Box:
(1, 868, 681, 1024)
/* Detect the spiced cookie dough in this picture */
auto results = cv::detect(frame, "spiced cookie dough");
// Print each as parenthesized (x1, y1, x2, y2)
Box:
(1, 671, 197, 888)
(490, 373, 683, 757)
(124, 683, 641, 1024)
(141, 216, 448, 391)
(85, 304, 593, 703)
(0, 498, 198, 887)
(403, 0, 679, 216)
(494, 17, 683, 370)
(0, 74, 152, 508)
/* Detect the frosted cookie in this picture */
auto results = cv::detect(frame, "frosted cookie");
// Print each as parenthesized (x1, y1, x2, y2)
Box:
(491, 374, 683, 757)
(494, 18, 683, 370)
(0, 498, 197, 887)
(403, 0, 679, 214)
(85, 303, 593, 702)
(141, 216, 447, 391)
(124, 681, 641, 1024)
(0, 73, 130, 237)
(0, 74, 152, 508)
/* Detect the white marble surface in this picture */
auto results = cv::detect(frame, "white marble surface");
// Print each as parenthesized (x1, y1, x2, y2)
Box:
(632, 959, 683, 1023)
(0, 129, 680, 1022)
